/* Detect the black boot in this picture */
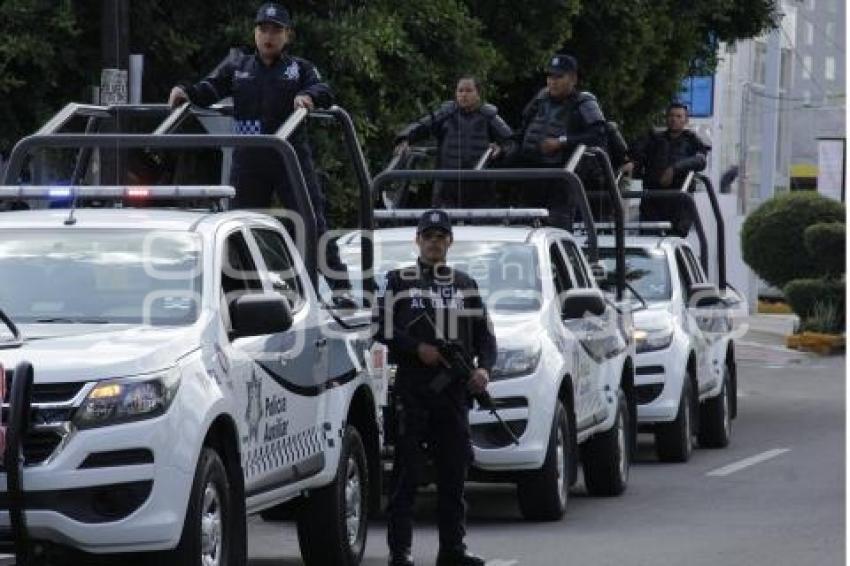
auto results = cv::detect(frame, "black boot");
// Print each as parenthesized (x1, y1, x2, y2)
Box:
(389, 548, 415, 566)
(436, 547, 485, 566)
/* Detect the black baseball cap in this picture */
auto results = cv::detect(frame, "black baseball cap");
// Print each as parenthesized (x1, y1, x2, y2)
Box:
(547, 53, 578, 76)
(255, 3, 291, 27)
(417, 209, 453, 235)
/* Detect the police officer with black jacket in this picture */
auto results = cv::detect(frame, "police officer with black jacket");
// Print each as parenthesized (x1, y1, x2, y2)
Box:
(515, 54, 608, 230)
(169, 3, 350, 292)
(622, 102, 710, 236)
(375, 210, 497, 566)
(394, 77, 514, 207)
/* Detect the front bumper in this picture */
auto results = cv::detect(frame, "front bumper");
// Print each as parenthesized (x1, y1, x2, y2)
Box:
(1, 404, 195, 554)
(470, 367, 553, 472)
(634, 347, 684, 424)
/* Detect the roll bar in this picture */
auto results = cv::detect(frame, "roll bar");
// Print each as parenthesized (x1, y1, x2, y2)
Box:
(4, 103, 376, 290)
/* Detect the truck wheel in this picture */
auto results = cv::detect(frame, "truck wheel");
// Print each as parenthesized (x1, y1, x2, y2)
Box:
(167, 447, 243, 566)
(655, 376, 694, 463)
(582, 390, 629, 497)
(297, 426, 368, 566)
(517, 400, 571, 521)
(698, 367, 732, 448)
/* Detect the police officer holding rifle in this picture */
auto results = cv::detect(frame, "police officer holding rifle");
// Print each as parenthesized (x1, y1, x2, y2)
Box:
(375, 209, 497, 566)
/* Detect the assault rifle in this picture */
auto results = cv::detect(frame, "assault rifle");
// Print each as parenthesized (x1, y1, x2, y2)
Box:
(415, 311, 520, 446)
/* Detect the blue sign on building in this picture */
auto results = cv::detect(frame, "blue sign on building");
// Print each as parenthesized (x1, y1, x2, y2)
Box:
(678, 76, 714, 118)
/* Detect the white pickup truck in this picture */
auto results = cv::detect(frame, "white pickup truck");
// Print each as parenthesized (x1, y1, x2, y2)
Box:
(594, 234, 745, 462)
(0, 101, 383, 566)
(337, 215, 637, 522)
(0, 198, 383, 566)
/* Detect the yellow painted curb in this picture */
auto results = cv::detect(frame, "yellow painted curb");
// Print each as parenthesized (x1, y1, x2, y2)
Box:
(786, 332, 846, 355)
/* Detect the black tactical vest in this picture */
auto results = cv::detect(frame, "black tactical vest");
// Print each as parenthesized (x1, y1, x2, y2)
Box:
(436, 103, 499, 169)
(521, 91, 599, 165)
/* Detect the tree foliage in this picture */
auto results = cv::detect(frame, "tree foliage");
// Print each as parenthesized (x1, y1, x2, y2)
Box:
(741, 191, 845, 289)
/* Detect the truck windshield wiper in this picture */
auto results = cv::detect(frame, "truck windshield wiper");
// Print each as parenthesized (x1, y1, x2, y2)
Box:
(33, 317, 112, 324)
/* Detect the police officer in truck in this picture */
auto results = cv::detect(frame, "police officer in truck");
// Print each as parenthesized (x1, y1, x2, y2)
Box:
(375, 209, 497, 566)
(168, 2, 351, 294)
(514, 53, 608, 230)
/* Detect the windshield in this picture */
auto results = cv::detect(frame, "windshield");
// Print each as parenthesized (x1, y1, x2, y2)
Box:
(597, 247, 671, 302)
(0, 230, 202, 325)
(339, 238, 542, 312)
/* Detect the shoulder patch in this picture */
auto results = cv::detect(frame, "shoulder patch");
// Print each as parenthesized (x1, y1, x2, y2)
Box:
(284, 61, 300, 81)
(479, 103, 498, 117)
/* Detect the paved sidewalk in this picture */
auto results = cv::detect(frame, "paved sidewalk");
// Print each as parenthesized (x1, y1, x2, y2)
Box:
(741, 314, 799, 348)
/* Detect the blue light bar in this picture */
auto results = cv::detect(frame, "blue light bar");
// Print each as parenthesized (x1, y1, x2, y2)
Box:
(0, 185, 236, 200)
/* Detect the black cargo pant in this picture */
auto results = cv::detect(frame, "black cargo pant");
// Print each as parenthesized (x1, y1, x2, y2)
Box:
(230, 143, 349, 289)
(387, 383, 473, 554)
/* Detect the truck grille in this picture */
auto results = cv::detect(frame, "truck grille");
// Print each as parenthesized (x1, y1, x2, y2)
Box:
(2, 370, 85, 468)
(3, 369, 85, 404)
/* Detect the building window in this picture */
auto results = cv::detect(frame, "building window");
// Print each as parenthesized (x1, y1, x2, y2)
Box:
(805, 22, 814, 45)
(825, 56, 836, 81)
(826, 22, 836, 40)
(802, 55, 813, 80)
(803, 90, 811, 105)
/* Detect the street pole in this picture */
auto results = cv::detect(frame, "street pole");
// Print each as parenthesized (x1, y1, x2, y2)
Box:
(100, 0, 130, 184)
(759, 17, 783, 204)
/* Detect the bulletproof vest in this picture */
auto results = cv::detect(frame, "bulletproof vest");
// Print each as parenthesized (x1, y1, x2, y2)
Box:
(437, 103, 498, 169)
(645, 129, 706, 188)
(522, 91, 597, 164)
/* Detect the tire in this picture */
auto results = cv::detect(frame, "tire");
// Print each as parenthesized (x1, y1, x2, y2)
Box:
(655, 376, 694, 463)
(582, 390, 629, 497)
(698, 366, 733, 448)
(517, 401, 571, 521)
(296, 426, 368, 566)
(166, 447, 243, 566)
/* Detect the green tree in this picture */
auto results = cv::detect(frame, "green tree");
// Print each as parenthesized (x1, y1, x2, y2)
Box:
(0, 0, 95, 153)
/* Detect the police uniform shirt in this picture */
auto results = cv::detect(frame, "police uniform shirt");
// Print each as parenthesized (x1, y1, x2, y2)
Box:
(182, 49, 332, 170)
(375, 260, 497, 392)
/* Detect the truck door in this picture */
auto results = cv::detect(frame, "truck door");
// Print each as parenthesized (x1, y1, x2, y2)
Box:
(244, 226, 328, 494)
(549, 242, 594, 431)
(681, 245, 726, 393)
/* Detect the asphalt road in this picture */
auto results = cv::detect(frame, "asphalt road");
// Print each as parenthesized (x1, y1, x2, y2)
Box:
(248, 332, 845, 566)
(1, 331, 842, 566)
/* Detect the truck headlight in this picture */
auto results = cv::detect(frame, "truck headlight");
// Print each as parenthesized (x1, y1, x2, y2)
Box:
(74, 369, 181, 430)
(491, 345, 541, 380)
(634, 327, 674, 353)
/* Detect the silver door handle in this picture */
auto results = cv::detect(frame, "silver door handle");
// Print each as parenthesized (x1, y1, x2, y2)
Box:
(315, 338, 328, 348)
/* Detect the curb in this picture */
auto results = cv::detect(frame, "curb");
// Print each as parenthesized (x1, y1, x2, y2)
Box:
(744, 314, 799, 338)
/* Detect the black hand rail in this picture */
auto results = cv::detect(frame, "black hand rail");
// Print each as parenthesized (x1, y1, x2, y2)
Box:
(696, 174, 727, 290)
(5, 361, 35, 563)
(369, 167, 610, 295)
(581, 147, 627, 301)
(0, 308, 22, 350)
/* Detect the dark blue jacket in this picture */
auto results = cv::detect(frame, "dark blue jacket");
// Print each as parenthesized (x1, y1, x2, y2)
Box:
(183, 49, 333, 169)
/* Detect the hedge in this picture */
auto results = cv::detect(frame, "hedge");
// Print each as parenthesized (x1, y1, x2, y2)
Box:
(741, 191, 845, 289)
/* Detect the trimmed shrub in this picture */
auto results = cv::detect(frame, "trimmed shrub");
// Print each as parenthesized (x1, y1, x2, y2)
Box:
(783, 278, 846, 332)
(803, 222, 846, 277)
(742, 192, 845, 289)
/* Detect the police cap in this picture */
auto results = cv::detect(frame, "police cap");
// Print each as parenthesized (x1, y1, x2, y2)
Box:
(417, 209, 453, 235)
(547, 53, 578, 76)
(255, 3, 291, 27)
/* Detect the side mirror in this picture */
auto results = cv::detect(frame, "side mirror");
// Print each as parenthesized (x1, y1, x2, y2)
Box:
(562, 289, 607, 320)
(689, 282, 722, 308)
(231, 293, 293, 338)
